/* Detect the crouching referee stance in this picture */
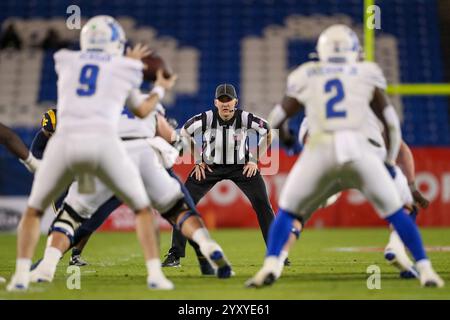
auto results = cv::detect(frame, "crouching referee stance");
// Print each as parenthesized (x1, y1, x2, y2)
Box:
(163, 84, 287, 272)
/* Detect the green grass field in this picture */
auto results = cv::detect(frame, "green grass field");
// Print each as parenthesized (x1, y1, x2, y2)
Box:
(0, 228, 449, 300)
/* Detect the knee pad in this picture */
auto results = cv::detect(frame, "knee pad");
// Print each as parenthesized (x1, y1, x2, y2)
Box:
(291, 227, 301, 239)
(160, 198, 199, 228)
(175, 210, 198, 231)
(49, 203, 86, 245)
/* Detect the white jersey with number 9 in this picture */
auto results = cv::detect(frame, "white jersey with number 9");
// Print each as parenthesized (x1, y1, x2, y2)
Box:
(54, 49, 144, 133)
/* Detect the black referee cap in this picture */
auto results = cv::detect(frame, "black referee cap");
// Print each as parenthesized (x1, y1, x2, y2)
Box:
(215, 83, 238, 99)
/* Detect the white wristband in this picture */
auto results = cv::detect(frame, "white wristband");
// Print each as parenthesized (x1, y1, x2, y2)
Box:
(20, 153, 40, 173)
(151, 85, 165, 100)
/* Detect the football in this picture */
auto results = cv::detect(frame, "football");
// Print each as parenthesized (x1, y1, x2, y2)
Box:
(141, 52, 172, 82)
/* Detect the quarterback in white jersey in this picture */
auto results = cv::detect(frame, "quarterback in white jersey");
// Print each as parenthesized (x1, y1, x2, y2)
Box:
(8, 15, 178, 292)
(247, 25, 443, 288)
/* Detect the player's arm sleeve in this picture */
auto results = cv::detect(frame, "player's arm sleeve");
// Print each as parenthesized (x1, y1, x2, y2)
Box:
(30, 130, 50, 160)
(370, 63, 400, 163)
(369, 63, 401, 164)
(269, 68, 306, 130)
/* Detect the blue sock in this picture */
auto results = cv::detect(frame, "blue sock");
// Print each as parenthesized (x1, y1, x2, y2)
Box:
(266, 209, 297, 257)
(385, 208, 427, 262)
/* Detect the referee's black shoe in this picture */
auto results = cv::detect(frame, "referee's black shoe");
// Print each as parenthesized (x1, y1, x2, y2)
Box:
(69, 255, 88, 267)
(162, 251, 181, 267)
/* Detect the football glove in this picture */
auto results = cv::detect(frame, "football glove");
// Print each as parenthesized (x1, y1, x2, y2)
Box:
(41, 108, 57, 134)
(410, 184, 430, 209)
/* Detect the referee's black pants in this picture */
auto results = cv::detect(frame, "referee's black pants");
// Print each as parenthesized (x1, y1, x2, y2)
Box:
(168, 164, 275, 258)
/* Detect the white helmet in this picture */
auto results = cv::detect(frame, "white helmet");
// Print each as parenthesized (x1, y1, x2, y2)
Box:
(316, 24, 360, 63)
(80, 15, 126, 56)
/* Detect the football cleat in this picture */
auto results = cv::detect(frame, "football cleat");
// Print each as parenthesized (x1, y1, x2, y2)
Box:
(245, 257, 279, 288)
(161, 252, 181, 268)
(274, 258, 287, 279)
(6, 273, 30, 292)
(200, 242, 232, 279)
(384, 231, 419, 279)
(210, 251, 232, 279)
(416, 260, 444, 288)
(30, 267, 54, 283)
(384, 248, 419, 279)
(147, 275, 174, 290)
(400, 270, 418, 279)
(69, 255, 88, 267)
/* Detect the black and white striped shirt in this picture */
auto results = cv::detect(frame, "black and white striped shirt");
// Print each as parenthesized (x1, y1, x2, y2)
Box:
(181, 108, 271, 165)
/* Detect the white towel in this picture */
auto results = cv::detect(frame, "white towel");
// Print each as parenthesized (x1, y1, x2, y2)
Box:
(146, 137, 179, 169)
(334, 130, 363, 164)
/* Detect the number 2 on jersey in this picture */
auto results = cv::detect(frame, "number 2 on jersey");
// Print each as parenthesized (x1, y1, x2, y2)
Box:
(76, 64, 99, 96)
(325, 79, 346, 118)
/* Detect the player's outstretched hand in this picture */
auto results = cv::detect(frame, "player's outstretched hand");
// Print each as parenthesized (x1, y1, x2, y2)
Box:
(191, 162, 213, 181)
(126, 43, 152, 61)
(243, 161, 258, 177)
(155, 69, 178, 90)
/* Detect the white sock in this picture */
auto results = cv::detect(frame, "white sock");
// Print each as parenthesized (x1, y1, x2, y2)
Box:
(416, 259, 431, 270)
(387, 230, 404, 250)
(192, 228, 211, 247)
(41, 247, 62, 272)
(146, 259, 163, 277)
(16, 258, 31, 274)
(279, 250, 289, 263)
(263, 256, 279, 271)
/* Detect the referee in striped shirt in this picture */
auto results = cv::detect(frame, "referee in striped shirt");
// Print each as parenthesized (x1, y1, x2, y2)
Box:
(162, 84, 280, 272)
